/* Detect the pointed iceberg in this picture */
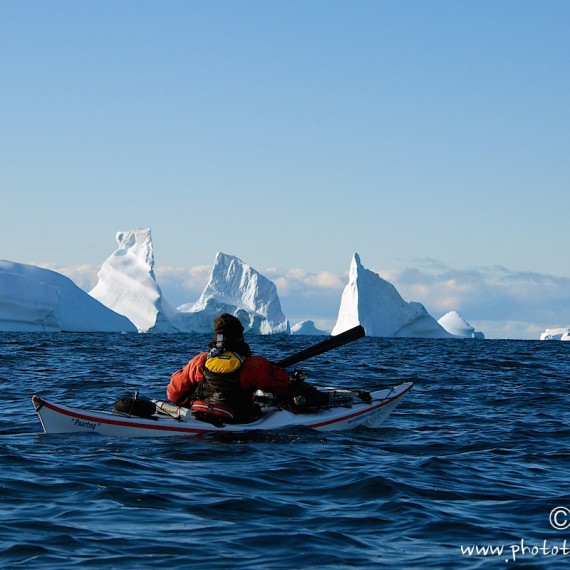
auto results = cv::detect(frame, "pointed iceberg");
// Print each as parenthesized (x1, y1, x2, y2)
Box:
(176, 252, 290, 334)
(332, 253, 452, 338)
(89, 228, 179, 332)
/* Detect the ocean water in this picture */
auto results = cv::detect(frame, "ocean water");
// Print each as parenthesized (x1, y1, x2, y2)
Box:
(1, 333, 570, 569)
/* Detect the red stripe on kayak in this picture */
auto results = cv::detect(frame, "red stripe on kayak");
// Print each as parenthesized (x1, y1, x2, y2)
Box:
(36, 398, 213, 434)
(306, 383, 413, 429)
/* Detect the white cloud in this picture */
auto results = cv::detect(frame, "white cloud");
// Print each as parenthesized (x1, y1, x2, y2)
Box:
(266, 267, 346, 296)
(36, 263, 100, 291)
(154, 264, 211, 306)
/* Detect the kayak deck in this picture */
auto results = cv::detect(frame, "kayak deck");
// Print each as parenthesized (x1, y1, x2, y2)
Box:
(32, 382, 413, 437)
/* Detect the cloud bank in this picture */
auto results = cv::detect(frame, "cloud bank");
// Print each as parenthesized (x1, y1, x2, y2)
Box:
(379, 260, 570, 340)
(41, 259, 570, 340)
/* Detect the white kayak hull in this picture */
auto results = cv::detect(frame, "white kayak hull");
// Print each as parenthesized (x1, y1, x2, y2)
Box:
(31, 382, 412, 437)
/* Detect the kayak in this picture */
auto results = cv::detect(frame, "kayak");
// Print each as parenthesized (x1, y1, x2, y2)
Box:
(31, 382, 413, 437)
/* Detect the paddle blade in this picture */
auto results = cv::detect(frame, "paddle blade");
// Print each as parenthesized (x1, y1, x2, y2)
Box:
(277, 325, 365, 368)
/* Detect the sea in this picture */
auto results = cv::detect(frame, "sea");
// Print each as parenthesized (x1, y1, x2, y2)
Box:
(1, 333, 569, 569)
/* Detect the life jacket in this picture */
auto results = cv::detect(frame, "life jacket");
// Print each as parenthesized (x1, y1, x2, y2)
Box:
(192, 350, 259, 424)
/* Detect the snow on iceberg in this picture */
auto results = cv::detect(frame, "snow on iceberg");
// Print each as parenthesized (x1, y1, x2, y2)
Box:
(291, 320, 329, 335)
(331, 253, 453, 338)
(89, 229, 180, 333)
(540, 327, 570, 341)
(176, 252, 290, 334)
(438, 311, 485, 339)
(0, 260, 136, 332)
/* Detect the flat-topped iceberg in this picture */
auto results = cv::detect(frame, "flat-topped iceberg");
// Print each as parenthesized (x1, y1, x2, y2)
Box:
(0, 260, 136, 332)
(438, 311, 485, 339)
(540, 327, 570, 341)
(332, 253, 453, 338)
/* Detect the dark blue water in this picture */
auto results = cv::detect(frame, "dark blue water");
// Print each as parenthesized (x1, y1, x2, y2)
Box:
(1, 334, 570, 569)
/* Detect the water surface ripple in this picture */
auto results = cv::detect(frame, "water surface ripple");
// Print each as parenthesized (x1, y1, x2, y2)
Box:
(1, 334, 569, 568)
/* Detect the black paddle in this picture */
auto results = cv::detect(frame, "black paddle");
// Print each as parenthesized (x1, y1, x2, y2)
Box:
(276, 325, 365, 368)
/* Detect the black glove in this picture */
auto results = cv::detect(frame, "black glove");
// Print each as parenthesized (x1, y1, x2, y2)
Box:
(290, 369, 307, 385)
(357, 390, 372, 404)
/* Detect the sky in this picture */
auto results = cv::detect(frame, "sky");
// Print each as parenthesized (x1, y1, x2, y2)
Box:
(2, 1, 569, 339)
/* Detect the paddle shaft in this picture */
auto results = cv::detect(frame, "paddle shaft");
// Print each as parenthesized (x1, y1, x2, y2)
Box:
(276, 325, 365, 368)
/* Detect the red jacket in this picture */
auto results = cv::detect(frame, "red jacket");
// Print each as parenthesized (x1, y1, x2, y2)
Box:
(167, 352, 290, 406)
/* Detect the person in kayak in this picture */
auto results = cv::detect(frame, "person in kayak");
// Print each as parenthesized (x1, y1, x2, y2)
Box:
(167, 313, 291, 424)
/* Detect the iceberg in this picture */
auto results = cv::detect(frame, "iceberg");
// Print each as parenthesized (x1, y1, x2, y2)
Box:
(438, 311, 485, 339)
(176, 252, 290, 334)
(0, 260, 136, 332)
(87, 230, 289, 335)
(540, 327, 570, 341)
(331, 253, 453, 338)
(291, 320, 328, 335)
(89, 229, 180, 333)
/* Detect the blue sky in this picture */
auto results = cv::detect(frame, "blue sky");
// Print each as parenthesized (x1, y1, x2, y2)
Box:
(2, 1, 569, 339)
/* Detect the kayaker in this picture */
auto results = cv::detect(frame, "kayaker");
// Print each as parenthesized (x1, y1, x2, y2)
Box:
(167, 313, 291, 424)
